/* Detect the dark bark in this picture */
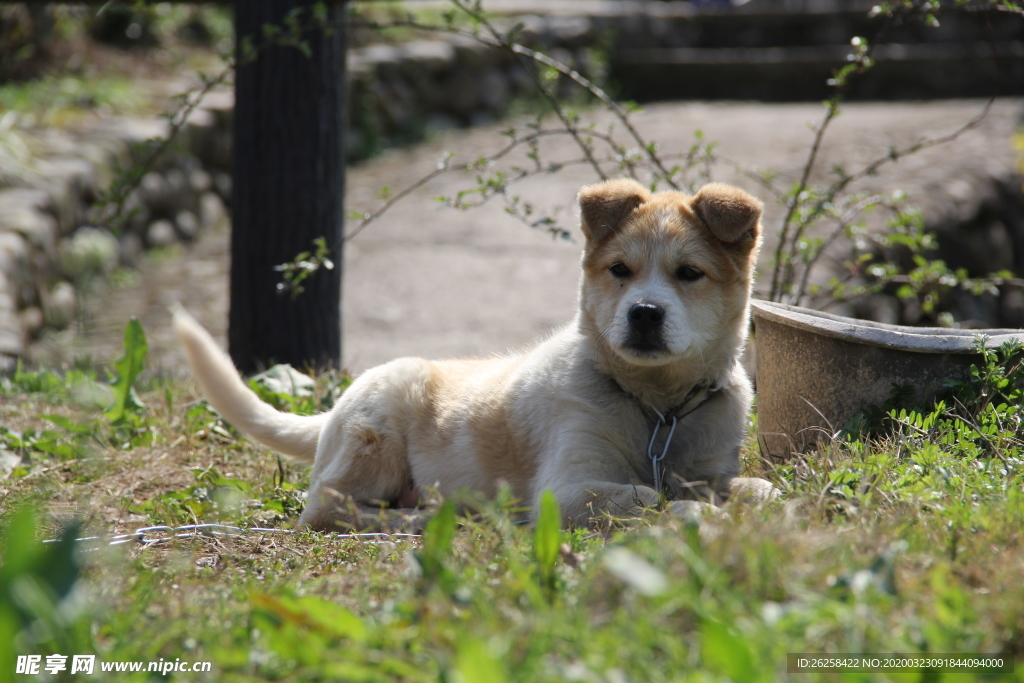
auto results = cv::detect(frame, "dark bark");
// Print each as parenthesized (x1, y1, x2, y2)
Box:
(230, 0, 345, 374)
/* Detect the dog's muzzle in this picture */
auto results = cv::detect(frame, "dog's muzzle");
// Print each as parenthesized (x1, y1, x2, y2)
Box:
(625, 302, 667, 352)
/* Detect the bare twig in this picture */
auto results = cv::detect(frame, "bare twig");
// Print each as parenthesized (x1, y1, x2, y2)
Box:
(768, 101, 842, 302)
(792, 193, 887, 304)
(347, 8, 680, 186)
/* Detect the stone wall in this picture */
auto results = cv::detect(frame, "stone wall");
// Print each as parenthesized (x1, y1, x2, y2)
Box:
(345, 24, 605, 160)
(0, 93, 233, 370)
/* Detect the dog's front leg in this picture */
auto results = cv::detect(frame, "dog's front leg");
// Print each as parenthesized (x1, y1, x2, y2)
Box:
(542, 480, 661, 527)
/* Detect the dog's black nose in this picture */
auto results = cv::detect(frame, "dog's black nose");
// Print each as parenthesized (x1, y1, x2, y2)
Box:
(628, 303, 664, 328)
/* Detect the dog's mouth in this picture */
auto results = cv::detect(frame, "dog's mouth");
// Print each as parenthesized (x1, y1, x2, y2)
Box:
(626, 340, 667, 353)
(624, 326, 668, 355)
(622, 338, 671, 361)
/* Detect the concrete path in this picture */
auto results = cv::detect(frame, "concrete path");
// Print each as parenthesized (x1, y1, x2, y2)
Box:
(33, 98, 1022, 377)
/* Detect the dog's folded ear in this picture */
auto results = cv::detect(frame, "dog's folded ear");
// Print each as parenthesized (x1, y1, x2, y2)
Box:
(578, 178, 651, 243)
(690, 183, 763, 245)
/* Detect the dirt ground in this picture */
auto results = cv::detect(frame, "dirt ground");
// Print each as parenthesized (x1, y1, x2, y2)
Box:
(31, 97, 1024, 377)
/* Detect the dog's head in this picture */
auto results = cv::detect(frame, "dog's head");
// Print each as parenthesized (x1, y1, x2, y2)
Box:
(577, 178, 762, 369)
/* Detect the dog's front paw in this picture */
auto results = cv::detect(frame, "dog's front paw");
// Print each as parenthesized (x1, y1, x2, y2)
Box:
(726, 477, 779, 506)
(667, 499, 728, 522)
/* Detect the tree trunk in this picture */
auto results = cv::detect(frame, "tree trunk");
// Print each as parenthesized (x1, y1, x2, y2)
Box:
(230, 0, 345, 374)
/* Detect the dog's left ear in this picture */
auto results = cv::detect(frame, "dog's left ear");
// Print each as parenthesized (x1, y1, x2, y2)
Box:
(690, 183, 763, 245)
(578, 178, 651, 243)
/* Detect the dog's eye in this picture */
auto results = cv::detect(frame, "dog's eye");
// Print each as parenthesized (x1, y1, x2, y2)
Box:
(676, 265, 704, 281)
(609, 262, 632, 278)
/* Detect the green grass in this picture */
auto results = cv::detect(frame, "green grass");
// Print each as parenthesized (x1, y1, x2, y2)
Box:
(0, 75, 144, 120)
(0, 323, 1022, 681)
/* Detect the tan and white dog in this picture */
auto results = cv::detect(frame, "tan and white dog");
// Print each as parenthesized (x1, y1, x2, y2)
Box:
(173, 178, 775, 529)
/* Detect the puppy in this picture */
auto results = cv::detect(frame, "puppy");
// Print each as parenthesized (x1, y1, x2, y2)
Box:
(174, 178, 775, 529)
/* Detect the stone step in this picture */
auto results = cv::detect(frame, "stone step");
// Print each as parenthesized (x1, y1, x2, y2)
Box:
(479, 0, 1021, 50)
(612, 41, 1024, 101)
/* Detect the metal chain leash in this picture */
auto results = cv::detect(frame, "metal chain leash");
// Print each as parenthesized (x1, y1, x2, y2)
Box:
(43, 523, 420, 550)
(646, 410, 679, 494)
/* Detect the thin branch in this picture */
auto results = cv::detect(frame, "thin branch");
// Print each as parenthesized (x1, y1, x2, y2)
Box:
(768, 101, 840, 302)
(793, 193, 886, 304)
(343, 154, 454, 242)
(347, 10, 679, 186)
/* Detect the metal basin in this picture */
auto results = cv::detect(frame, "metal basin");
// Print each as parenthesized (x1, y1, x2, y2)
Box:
(750, 300, 1024, 456)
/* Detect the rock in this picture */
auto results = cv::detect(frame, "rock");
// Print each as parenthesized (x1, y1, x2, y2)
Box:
(164, 168, 191, 212)
(505, 14, 546, 44)
(174, 210, 200, 240)
(199, 192, 228, 230)
(0, 323, 21, 357)
(181, 106, 215, 129)
(451, 36, 497, 69)
(213, 172, 232, 204)
(206, 129, 233, 172)
(401, 40, 457, 75)
(469, 111, 497, 127)
(376, 77, 418, 129)
(60, 227, 120, 280)
(0, 272, 24, 356)
(199, 89, 234, 123)
(190, 168, 212, 194)
(0, 201, 58, 252)
(43, 281, 76, 330)
(547, 16, 593, 47)
(440, 69, 480, 117)
(0, 450, 23, 475)
(477, 67, 510, 111)
(139, 171, 170, 211)
(424, 114, 462, 134)
(146, 219, 178, 248)
(359, 44, 404, 83)
(19, 306, 43, 336)
(35, 156, 97, 232)
(119, 231, 143, 268)
(77, 137, 129, 184)
(90, 117, 168, 159)
(0, 270, 15, 313)
(0, 187, 55, 215)
(506, 63, 534, 94)
(0, 232, 33, 307)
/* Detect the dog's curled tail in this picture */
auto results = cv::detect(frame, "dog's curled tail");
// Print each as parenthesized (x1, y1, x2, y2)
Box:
(172, 306, 327, 463)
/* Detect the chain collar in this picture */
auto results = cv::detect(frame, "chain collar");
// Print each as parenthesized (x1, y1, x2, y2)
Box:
(614, 379, 722, 493)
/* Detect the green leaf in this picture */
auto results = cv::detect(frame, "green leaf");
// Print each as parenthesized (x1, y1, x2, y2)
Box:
(701, 619, 758, 682)
(251, 593, 367, 642)
(41, 414, 93, 435)
(416, 500, 456, 586)
(534, 490, 561, 593)
(0, 507, 83, 630)
(455, 637, 507, 683)
(104, 318, 148, 423)
(0, 506, 42, 581)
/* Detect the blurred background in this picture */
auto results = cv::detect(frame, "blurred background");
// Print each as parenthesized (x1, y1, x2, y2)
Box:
(0, 0, 1021, 375)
